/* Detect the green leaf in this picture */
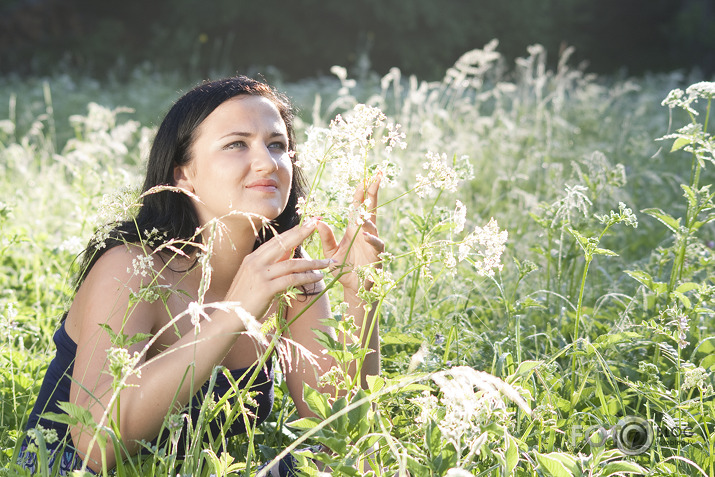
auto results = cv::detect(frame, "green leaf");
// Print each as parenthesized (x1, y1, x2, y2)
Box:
(508, 360, 543, 383)
(671, 136, 691, 152)
(682, 184, 698, 211)
(599, 461, 647, 476)
(302, 384, 330, 420)
(382, 332, 424, 346)
(505, 435, 519, 474)
(642, 208, 681, 233)
(671, 291, 692, 309)
(366, 375, 385, 394)
(347, 389, 370, 438)
(675, 282, 699, 294)
(624, 270, 667, 294)
(593, 247, 618, 256)
(331, 396, 349, 433)
(701, 353, 715, 370)
(535, 452, 578, 477)
(287, 417, 321, 430)
(53, 401, 97, 429)
(425, 419, 443, 458)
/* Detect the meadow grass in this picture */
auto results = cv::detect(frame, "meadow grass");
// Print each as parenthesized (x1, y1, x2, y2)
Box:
(1, 43, 714, 476)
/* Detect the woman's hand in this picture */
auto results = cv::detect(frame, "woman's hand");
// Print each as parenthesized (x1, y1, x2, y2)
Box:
(316, 174, 385, 293)
(225, 220, 331, 319)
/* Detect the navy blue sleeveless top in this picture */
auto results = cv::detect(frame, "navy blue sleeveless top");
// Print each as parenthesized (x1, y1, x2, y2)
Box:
(23, 320, 275, 454)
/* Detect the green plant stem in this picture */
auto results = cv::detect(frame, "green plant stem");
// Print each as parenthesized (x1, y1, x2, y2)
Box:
(408, 190, 443, 322)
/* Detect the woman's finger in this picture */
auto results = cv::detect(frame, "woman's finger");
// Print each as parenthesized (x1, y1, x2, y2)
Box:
(257, 219, 319, 261)
(362, 232, 385, 253)
(361, 219, 378, 236)
(264, 258, 332, 280)
(315, 220, 339, 259)
(365, 173, 381, 225)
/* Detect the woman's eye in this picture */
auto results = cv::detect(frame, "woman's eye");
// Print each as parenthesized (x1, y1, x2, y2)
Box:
(225, 141, 246, 150)
(269, 142, 287, 151)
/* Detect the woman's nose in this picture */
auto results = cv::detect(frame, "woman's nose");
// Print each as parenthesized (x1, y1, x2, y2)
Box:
(251, 145, 279, 172)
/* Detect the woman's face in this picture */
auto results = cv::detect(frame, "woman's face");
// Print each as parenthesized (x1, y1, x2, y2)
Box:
(175, 95, 293, 228)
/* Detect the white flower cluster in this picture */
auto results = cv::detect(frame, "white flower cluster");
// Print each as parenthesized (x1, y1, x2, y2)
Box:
(415, 152, 474, 198)
(106, 346, 142, 381)
(297, 103, 405, 220)
(458, 218, 508, 277)
(129, 253, 155, 278)
(0, 301, 19, 342)
(682, 366, 712, 392)
(382, 122, 407, 155)
(94, 186, 141, 227)
(453, 200, 467, 234)
(595, 202, 638, 229)
(413, 366, 530, 454)
(662, 82, 715, 115)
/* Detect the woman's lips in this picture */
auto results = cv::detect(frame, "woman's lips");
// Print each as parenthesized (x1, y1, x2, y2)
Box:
(246, 179, 279, 192)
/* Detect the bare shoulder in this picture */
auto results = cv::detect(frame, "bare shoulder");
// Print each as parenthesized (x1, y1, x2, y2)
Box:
(65, 244, 176, 341)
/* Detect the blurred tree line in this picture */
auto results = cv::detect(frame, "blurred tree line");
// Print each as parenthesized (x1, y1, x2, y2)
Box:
(1, 0, 713, 80)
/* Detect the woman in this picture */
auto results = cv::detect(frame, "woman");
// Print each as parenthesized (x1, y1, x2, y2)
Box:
(18, 76, 382, 475)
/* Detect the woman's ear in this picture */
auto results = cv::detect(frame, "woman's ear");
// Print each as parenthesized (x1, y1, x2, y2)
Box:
(173, 165, 194, 192)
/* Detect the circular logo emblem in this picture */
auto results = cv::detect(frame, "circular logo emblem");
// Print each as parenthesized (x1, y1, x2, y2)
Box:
(613, 416, 653, 455)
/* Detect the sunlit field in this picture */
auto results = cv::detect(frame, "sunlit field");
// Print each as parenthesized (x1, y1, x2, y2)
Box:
(1, 42, 714, 476)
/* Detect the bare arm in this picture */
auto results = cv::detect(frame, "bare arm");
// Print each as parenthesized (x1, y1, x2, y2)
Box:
(68, 221, 331, 470)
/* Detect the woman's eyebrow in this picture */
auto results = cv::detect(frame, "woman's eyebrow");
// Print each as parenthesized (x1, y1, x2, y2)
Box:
(219, 131, 287, 139)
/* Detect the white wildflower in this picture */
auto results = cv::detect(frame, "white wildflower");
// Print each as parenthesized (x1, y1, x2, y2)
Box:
(0, 301, 20, 341)
(58, 236, 85, 254)
(106, 346, 142, 381)
(411, 390, 438, 426)
(453, 200, 467, 233)
(0, 119, 15, 136)
(130, 253, 155, 278)
(686, 81, 715, 100)
(296, 126, 331, 172)
(407, 342, 429, 373)
(415, 152, 473, 198)
(458, 218, 508, 278)
(26, 425, 59, 449)
(94, 186, 140, 226)
(382, 122, 407, 155)
(682, 366, 711, 392)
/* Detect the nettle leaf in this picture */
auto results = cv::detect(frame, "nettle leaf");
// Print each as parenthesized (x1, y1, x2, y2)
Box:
(593, 247, 618, 257)
(507, 360, 543, 383)
(599, 461, 647, 476)
(671, 136, 691, 152)
(302, 384, 330, 420)
(505, 435, 519, 474)
(671, 291, 692, 309)
(682, 184, 698, 211)
(535, 452, 581, 477)
(330, 396, 349, 434)
(381, 331, 423, 346)
(675, 282, 699, 294)
(624, 270, 667, 294)
(97, 323, 151, 348)
(642, 208, 681, 233)
(425, 419, 443, 457)
(287, 417, 321, 430)
(347, 389, 370, 438)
